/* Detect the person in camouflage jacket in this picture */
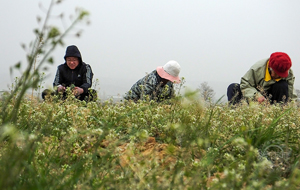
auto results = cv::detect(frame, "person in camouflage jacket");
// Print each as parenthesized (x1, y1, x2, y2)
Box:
(124, 60, 181, 102)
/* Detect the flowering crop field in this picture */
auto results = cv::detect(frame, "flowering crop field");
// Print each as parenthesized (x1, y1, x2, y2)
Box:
(1, 93, 300, 189)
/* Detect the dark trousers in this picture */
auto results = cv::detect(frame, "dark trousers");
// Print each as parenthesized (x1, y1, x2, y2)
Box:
(227, 80, 289, 105)
(227, 83, 243, 105)
(42, 89, 97, 102)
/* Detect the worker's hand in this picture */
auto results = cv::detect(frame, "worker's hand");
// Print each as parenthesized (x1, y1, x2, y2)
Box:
(73, 87, 84, 96)
(57, 85, 66, 93)
(257, 96, 266, 103)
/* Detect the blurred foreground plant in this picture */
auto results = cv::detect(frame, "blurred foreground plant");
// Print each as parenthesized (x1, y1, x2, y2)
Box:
(0, 0, 89, 189)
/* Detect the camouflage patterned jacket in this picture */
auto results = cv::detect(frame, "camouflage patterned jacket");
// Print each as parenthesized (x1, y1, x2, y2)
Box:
(124, 70, 175, 101)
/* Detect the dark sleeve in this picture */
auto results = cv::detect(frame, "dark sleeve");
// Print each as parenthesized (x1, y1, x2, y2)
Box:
(80, 64, 94, 93)
(53, 66, 62, 87)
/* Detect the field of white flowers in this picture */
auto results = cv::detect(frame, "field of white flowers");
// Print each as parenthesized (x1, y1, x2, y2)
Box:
(1, 91, 300, 189)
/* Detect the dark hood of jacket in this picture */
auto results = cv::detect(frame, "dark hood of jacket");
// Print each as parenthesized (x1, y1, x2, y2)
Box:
(64, 45, 82, 64)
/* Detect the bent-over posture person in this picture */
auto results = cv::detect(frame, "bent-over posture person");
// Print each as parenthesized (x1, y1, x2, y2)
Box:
(124, 60, 181, 102)
(42, 45, 97, 101)
(227, 52, 297, 105)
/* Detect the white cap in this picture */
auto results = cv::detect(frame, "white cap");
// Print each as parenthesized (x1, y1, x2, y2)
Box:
(156, 60, 181, 83)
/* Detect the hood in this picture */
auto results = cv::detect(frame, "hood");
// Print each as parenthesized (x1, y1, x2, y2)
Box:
(64, 45, 82, 64)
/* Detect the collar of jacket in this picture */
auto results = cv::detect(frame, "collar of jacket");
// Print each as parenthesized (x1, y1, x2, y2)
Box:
(264, 60, 281, 82)
(155, 70, 162, 83)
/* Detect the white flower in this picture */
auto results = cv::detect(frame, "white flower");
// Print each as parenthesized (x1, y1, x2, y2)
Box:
(29, 134, 36, 140)
(233, 137, 247, 146)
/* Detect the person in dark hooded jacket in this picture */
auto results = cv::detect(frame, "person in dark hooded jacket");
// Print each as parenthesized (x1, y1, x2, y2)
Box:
(42, 45, 97, 101)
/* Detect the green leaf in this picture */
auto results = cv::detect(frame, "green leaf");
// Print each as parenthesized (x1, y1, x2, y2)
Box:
(58, 39, 64, 46)
(31, 78, 40, 88)
(20, 43, 26, 50)
(36, 16, 41, 23)
(37, 48, 44, 55)
(75, 31, 82, 37)
(27, 55, 33, 63)
(48, 27, 60, 38)
(14, 62, 21, 69)
(34, 28, 39, 35)
(79, 10, 89, 20)
(47, 57, 54, 64)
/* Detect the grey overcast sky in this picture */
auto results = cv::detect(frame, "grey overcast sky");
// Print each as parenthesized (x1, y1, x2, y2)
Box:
(1, 0, 300, 100)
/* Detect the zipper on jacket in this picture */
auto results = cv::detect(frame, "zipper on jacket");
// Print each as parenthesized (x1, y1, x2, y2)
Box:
(72, 71, 74, 85)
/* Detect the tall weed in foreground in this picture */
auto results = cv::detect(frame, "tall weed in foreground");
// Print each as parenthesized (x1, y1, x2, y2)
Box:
(0, 0, 90, 189)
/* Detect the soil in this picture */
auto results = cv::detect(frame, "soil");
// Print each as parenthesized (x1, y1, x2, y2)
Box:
(117, 137, 177, 168)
